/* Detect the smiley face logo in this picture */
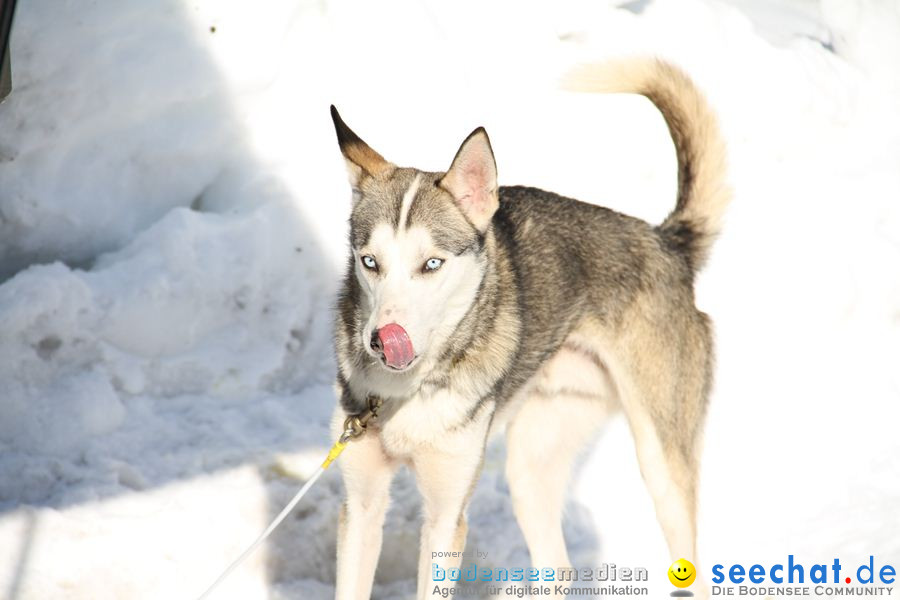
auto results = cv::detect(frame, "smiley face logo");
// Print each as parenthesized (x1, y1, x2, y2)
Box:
(668, 558, 696, 588)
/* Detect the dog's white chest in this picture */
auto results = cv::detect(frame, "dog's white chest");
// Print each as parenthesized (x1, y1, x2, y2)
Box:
(377, 389, 488, 457)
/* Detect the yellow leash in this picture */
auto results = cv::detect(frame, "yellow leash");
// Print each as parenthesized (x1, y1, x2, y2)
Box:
(196, 396, 382, 600)
(320, 439, 348, 469)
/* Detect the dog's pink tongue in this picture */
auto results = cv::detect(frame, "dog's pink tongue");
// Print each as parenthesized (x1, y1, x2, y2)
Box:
(379, 323, 415, 369)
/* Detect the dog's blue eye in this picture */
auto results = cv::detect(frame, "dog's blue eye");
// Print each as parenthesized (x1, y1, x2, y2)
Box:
(424, 258, 444, 272)
(361, 255, 377, 270)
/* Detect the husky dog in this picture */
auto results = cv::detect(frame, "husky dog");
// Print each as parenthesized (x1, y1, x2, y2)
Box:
(329, 58, 729, 599)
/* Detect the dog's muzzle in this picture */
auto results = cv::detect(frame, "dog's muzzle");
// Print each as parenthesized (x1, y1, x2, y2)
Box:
(371, 323, 415, 370)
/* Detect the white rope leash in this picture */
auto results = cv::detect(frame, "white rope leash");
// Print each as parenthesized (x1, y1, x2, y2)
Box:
(195, 396, 382, 599)
(196, 438, 348, 600)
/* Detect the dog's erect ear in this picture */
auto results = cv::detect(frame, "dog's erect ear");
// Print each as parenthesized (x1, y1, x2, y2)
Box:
(330, 105, 394, 190)
(439, 127, 498, 232)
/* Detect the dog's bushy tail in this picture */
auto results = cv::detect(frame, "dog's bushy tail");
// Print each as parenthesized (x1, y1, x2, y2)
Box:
(563, 58, 731, 271)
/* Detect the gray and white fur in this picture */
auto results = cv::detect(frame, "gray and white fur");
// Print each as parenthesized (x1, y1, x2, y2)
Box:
(328, 58, 730, 600)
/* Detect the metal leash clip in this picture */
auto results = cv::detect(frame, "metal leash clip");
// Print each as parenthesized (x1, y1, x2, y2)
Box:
(340, 394, 383, 443)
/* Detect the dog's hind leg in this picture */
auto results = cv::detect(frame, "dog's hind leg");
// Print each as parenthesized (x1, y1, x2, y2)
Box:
(619, 389, 709, 600)
(506, 392, 612, 575)
(334, 412, 398, 600)
(505, 342, 616, 589)
(623, 400, 700, 560)
(611, 311, 712, 591)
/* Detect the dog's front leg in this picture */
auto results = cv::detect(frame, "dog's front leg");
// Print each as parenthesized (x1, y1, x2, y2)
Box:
(334, 416, 397, 600)
(412, 407, 491, 600)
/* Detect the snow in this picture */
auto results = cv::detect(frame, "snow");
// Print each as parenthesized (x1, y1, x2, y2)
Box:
(1, 0, 898, 599)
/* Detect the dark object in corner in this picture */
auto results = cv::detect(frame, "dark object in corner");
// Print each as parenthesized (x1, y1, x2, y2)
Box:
(1, 50, 11, 101)
(1, 0, 18, 103)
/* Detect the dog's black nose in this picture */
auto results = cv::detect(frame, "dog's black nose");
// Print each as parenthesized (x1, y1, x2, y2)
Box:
(370, 329, 383, 353)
